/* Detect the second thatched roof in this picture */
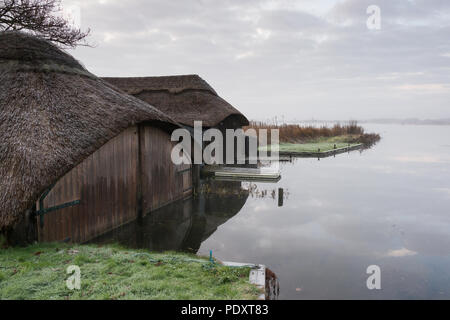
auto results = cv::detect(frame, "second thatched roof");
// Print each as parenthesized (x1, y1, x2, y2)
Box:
(0, 31, 179, 230)
(103, 75, 249, 128)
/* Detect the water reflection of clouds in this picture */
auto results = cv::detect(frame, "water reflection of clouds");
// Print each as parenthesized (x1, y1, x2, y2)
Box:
(392, 155, 449, 164)
(366, 165, 395, 174)
(304, 198, 325, 208)
(252, 203, 272, 212)
(387, 248, 418, 257)
(435, 188, 450, 197)
(301, 160, 426, 176)
(224, 184, 450, 260)
(200, 125, 450, 298)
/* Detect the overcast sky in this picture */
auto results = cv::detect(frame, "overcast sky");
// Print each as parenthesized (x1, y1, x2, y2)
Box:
(64, 0, 450, 121)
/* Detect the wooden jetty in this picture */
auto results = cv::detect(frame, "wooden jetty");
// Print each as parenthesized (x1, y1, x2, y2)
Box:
(202, 166, 281, 182)
(278, 143, 364, 159)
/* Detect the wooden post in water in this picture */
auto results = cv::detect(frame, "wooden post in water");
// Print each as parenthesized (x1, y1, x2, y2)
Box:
(278, 188, 284, 207)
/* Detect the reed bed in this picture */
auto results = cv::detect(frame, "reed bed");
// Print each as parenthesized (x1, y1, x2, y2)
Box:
(244, 120, 380, 147)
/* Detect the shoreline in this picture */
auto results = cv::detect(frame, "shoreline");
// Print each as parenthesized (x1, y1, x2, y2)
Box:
(276, 143, 364, 158)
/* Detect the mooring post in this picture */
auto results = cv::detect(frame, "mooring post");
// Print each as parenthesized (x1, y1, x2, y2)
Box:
(278, 188, 284, 207)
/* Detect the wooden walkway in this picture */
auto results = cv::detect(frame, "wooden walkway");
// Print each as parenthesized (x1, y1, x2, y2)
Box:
(278, 143, 364, 158)
(202, 166, 281, 182)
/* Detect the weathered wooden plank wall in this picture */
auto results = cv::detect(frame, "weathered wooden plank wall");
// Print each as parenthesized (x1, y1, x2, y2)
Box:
(36, 125, 192, 243)
(140, 125, 192, 214)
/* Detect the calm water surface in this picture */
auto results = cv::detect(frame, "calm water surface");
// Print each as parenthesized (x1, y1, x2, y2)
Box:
(93, 124, 450, 299)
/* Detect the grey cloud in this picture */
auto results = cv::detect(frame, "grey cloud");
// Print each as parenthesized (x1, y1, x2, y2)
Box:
(67, 0, 450, 120)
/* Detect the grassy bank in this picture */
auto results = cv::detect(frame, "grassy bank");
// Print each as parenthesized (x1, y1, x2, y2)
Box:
(0, 243, 261, 300)
(261, 141, 361, 154)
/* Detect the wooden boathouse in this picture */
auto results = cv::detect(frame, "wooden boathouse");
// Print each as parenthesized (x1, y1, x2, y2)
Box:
(103, 76, 252, 164)
(103, 75, 249, 132)
(0, 32, 192, 244)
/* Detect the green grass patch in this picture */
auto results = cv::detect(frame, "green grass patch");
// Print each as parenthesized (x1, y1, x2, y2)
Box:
(259, 135, 364, 153)
(0, 243, 261, 300)
(314, 134, 362, 144)
(260, 140, 361, 154)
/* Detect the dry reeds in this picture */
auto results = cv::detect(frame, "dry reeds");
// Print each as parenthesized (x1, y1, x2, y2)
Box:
(244, 120, 363, 143)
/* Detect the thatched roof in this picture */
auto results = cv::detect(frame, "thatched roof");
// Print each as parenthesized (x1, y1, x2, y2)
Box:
(103, 75, 249, 128)
(0, 31, 179, 230)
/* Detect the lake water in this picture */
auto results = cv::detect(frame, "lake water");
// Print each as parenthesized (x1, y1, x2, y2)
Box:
(93, 124, 450, 299)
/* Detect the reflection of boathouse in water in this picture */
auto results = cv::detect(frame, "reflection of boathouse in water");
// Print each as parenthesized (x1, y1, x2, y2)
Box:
(91, 180, 249, 252)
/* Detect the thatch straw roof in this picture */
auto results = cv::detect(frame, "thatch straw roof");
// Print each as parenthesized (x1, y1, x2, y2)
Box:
(0, 31, 179, 230)
(103, 75, 249, 128)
